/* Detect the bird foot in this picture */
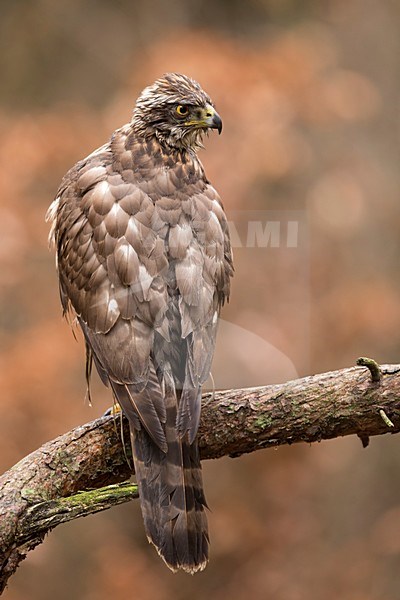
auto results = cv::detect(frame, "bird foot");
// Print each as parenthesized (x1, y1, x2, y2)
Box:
(103, 403, 122, 417)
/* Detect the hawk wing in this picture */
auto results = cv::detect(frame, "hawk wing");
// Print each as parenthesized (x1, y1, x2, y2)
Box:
(50, 134, 168, 449)
(174, 179, 233, 442)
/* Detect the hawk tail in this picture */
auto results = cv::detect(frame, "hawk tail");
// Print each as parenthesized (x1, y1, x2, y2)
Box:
(118, 380, 209, 574)
(131, 427, 209, 573)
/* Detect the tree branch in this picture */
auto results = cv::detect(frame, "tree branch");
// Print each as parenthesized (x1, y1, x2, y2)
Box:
(1, 361, 400, 592)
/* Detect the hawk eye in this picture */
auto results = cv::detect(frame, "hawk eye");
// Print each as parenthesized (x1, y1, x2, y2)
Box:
(176, 105, 189, 117)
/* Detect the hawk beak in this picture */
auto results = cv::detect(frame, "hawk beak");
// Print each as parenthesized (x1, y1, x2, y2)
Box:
(204, 106, 223, 134)
(185, 105, 223, 134)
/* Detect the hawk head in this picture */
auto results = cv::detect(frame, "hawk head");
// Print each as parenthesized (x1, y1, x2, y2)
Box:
(132, 73, 222, 150)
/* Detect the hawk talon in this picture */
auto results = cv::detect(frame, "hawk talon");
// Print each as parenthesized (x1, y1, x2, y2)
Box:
(103, 404, 122, 417)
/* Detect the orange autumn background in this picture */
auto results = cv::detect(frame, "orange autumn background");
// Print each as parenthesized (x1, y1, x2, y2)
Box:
(1, 2, 400, 599)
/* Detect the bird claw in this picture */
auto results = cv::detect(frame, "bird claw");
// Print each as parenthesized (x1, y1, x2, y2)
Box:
(103, 404, 122, 417)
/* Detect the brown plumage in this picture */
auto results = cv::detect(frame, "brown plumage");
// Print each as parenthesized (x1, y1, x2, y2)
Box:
(47, 73, 233, 573)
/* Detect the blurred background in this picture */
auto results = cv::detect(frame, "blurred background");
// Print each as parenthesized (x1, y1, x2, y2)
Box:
(1, 0, 400, 598)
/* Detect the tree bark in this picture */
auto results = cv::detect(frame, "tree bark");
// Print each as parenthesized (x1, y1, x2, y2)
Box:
(1, 361, 400, 593)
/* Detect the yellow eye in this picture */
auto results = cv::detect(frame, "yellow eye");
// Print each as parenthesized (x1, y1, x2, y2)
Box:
(176, 105, 189, 117)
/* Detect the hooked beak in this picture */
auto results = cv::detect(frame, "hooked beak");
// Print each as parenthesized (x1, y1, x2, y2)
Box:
(186, 104, 223, 134)
(204, 105, 223, 134)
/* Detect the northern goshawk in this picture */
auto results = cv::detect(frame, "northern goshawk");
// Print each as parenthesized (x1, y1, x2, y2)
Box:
(47, 73, 233, 573)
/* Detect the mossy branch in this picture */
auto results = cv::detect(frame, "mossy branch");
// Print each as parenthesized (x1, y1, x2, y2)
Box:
(18, 482, 139, 545)
(1, 361, 400, 593)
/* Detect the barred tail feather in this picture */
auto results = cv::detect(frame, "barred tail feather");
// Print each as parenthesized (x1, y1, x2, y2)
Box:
(130, 391, 209, 574)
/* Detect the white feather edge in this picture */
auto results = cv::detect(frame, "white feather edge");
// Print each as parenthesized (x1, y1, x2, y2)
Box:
(45, 196, 60, 267)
